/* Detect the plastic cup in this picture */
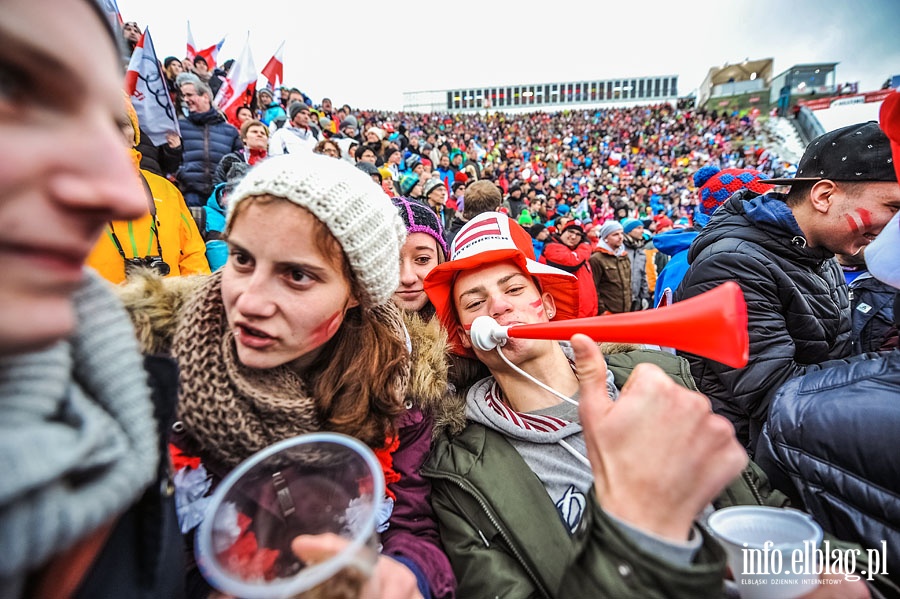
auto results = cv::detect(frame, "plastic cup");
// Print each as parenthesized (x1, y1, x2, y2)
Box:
(195, 433, 385, 599)
(706, 505, 823, 599)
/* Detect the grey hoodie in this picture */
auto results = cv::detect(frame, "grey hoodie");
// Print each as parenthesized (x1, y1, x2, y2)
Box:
(464, 352, 701, 566)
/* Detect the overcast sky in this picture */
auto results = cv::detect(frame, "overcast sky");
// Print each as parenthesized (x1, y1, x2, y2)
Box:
(117, 0, 899, 111)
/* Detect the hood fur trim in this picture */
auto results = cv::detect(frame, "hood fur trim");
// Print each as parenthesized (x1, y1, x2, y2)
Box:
(115, 270, 209, 355)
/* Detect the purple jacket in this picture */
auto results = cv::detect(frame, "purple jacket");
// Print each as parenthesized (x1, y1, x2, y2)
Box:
(383, 406, 456, 599)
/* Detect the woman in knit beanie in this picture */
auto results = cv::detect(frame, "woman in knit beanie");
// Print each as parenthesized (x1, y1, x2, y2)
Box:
(391, 197, 448, 318)
(126, 153, 455, 598)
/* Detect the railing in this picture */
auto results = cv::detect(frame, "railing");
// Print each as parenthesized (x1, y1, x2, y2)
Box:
(794, 106, 825, 145)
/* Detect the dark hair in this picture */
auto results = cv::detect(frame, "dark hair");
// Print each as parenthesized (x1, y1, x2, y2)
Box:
(193, 55, 208, 68)
(785, 181, 814, 206)
(355, 145, 376, 161)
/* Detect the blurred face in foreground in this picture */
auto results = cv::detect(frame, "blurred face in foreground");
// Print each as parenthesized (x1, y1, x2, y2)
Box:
(0, 0, 147, 356)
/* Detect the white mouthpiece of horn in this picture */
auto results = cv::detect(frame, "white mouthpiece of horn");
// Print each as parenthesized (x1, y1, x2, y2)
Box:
(470, 316, 510, 352)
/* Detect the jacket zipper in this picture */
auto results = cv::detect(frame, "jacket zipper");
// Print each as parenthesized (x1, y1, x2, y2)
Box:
(741, 469, 765, 505)
(203, 125, 211, 192)
(421, 467, 553, 599)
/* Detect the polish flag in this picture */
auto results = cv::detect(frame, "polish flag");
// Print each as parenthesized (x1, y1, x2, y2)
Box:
(186, 22, 225, 69)
(125, 29, 180, 146)
(196, 38, 225, 70)
(215, 38, 256, 127)
(186, 21, 197, 60)
(260, 41, 284, 90)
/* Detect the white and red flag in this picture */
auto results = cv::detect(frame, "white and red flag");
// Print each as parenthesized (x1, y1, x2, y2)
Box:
(214, 37, 256, 127)
(186, 21, 225, 69)
(186, 21, 197, 60)
(125, 28, 180, 146)
(260, 41, 285, 90)
(98, 0, 124, 31)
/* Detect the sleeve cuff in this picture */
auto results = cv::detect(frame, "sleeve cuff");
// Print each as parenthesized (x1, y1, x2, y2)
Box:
(389, 555, 432, 599)
(604, 511, 703, 568)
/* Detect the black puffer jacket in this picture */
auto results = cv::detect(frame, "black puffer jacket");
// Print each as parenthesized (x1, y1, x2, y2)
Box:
(755, 350, 900, 580)
(176, 109, 242, 202)
(675, 191, 852, 453)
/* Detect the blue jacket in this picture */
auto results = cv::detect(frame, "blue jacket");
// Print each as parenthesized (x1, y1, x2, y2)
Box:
(652, 228, 698, 307)
(260, 102, 286, 127)
(848, 272, 897, 353)
(756, 350, 900, 577)
(177, 109, 242, 202)
(202, 185, 228, 271)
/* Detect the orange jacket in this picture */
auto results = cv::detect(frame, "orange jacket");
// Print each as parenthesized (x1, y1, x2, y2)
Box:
(87, 153, 210, 284)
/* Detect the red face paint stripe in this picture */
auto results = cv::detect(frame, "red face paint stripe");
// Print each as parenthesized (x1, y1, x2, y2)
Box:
(857, 208, 872, 229)
(529, 299, 543, 308)
(845, 214, 860, 234)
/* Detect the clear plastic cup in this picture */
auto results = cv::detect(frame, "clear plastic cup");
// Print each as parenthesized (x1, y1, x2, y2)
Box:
(706, 505, 823, 599)
(195, 433, 385, 599)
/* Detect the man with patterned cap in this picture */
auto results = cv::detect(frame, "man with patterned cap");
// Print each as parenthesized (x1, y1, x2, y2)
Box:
(676, 121, 900, 455)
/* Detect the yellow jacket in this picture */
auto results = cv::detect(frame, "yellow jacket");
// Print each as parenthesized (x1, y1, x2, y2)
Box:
(87, 157, 210, 284)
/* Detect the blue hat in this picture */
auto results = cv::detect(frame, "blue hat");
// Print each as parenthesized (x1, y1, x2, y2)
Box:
(621, 218, 643, 234)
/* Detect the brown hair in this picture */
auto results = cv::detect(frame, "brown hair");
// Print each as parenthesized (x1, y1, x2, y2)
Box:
(240, 119, 268, 139)
(463, 180, 502, 220)
(314, 139, 341, 158)
(225, 196, 407, 447)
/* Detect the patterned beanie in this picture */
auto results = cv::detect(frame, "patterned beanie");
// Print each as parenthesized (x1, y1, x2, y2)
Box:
(399, 173, 420, 196)
(694, 166, 774, 227)
(226, 153, 407, 308)
(391, 197, 448, 257)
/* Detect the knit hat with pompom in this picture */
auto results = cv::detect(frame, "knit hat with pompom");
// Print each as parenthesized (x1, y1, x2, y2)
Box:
(694, 166, 773, 227)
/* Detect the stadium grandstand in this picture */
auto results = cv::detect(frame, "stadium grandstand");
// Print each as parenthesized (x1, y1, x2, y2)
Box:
(403, 75, 679, 113)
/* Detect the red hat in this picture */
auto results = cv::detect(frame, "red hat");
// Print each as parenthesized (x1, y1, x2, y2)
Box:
(881, 91, 900, 183)
(656, 216, 674, 230)
(424, 212, 580, 357)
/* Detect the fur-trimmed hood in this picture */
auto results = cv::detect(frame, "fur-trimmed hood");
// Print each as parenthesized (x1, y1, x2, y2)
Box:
(403, 313, 469, 439)
(116, 271, 467, 433)
(116, 270, 209, 355)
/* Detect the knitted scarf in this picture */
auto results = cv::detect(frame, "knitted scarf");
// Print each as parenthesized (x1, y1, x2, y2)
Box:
(0, 272, 159, 596)
(171, 272, 320, 470)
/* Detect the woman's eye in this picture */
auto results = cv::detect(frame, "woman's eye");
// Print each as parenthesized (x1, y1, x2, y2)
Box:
(508, 286, 525, 294)
(414, 256, 432, 266)
(0, 63, 27, 104)
(465, 300, 484, 311)
(289, 270, 313, 284)
(229, 250, 252, 266)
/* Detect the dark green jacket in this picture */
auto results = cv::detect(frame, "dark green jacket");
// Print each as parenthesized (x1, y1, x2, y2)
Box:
(422, 349, 788, 598)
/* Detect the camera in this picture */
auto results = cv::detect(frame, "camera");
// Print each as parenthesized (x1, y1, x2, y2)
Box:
(124, 256, 171, 277)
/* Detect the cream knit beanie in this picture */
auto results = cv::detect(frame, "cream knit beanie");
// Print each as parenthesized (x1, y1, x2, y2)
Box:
(226, 152, 406, 308)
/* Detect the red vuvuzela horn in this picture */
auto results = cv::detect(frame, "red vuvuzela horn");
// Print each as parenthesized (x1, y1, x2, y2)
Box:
(470, 282, 749, 368)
